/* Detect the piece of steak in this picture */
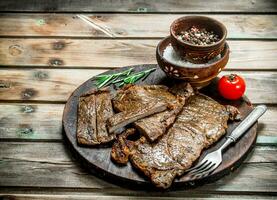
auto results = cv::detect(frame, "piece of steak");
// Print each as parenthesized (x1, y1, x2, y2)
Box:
(95, 89, 115, 143)
(77, 88, 115, 145)
(113, 85, 175, 111)
(77, 90, 98, 145)
(112, 84, 194, 142)
(113, 93, 240, 188)
(107, 101, 168, 133)
(111, 128, 137, 164)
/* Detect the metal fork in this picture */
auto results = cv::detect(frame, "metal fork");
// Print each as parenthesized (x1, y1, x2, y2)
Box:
(186, 105, 267, 179)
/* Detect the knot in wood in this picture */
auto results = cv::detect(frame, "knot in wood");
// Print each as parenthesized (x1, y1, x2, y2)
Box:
(17, 127, 33, 135)
(9, 44, 23, 56)
(34, 71, 49, 80)
(21, 105, 35, 113)
(53, 41, 66, 50)
(137, 7, 148, 12)
(49, 58, 64, 66)
(21, 88, 38, 100)
(0, 82, 11, 88)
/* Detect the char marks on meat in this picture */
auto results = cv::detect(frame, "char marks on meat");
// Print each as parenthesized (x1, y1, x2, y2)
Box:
(112, 93, 240, 188)
(112, 84, 194, 142)
(77, 88, 115, 145)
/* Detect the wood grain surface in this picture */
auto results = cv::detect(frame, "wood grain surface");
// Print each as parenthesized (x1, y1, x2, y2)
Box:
(1, 103, 275, 142)
(1, 69, 276, 103)
(1, 0, 276, 13)
(0, 143, 276, 192)
(0, 39, 276, 69)
(0, 14, 276, 38)
(0, 0, 276, 199)
(0, 190, 276, 200)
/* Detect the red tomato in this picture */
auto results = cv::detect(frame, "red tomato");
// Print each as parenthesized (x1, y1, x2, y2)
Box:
(218, 74, 246, 100)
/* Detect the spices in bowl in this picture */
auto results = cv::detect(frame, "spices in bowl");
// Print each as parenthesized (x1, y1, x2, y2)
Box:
(177, 26, 220, 46)
(170, 16, 227, 63)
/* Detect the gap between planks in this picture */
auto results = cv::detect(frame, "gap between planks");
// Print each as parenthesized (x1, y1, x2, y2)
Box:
(1, 36, 277, 40)
(0, 136, 276, 146)
(0, 192, 276, 200)
(0, 187, 276, 196)
(1, 66, 277, 71)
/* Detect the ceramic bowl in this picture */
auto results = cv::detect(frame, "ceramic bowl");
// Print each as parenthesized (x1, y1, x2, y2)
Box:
(170, 16, 227, 64)
(156, 36, 229, 88)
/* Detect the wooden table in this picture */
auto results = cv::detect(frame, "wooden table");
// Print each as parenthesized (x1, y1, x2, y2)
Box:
(0, 1, 276, 199)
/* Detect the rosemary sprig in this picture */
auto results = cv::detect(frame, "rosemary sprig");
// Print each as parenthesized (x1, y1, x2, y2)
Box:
(95, 68, 133, 88)
(115, 68, 156, 87)
(95, 67, 156, 88)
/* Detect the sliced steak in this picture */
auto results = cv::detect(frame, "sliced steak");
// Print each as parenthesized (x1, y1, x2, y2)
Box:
(77, 90, 98, 145)
(114, 93, 240, 188)
(113, 85, 174, 112)
(133, 97, 185, 142)
(107, 101, 168, 133)
(95, 89, 115, 143)
(112, 84, 194, 142)
(77, 88, 115, 145)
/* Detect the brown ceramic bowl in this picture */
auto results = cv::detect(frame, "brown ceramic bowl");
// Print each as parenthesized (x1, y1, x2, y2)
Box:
(170, 16, 227, 64)
(156, 36, 229, 88)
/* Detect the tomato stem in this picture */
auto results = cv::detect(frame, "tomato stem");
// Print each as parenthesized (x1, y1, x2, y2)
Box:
(228, 74, 236, 82)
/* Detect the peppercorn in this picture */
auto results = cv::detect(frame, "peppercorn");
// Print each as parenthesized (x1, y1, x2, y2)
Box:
(177, 26, 220, 45)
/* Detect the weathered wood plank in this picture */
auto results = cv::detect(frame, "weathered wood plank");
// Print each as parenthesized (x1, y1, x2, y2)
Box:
(257, 106, 277, 136)
(0, 14, 276, 38)
(0, 103, 63, 141)
(0, 161, 276, 192)
(0, 193, 276, 200)
(0, 0, 276, 13)
(0, 142, 276, 164)
(257, 136, 277, 146)
(0, 142, 276, 192)
(0, 103, 276, 141)
(1, 185, 277, 199)
(0, 39, 276, 69)
(0, 68, 105, 102)
(0, 69, 276, 103)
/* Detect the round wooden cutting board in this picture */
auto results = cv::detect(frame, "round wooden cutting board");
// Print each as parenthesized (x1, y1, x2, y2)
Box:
(62, 64, 257, 189)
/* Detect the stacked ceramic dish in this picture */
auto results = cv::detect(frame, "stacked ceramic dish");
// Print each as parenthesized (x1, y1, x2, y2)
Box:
(156, 16, 229, 88)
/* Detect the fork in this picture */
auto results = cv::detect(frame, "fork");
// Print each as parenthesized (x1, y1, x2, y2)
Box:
(186, 105, 267, 179)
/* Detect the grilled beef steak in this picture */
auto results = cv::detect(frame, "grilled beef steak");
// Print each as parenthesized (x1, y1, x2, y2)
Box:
(77, 90, 98, 145)
(112, 93, 240, 188)
(107, 101, 168, 133)
(77, 88, 115, 145)
(111, 128, 137, 164)
(112, 84, 194, 142)
(95, 89, 115, 143)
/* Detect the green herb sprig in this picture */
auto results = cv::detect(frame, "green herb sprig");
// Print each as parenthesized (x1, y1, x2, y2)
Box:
(95, 68, 133, 88)
(94, 68, 156, 88)
(113, 68, 156, 87)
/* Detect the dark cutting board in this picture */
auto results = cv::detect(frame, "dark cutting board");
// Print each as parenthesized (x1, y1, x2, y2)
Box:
(62, 64, 257, 190)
